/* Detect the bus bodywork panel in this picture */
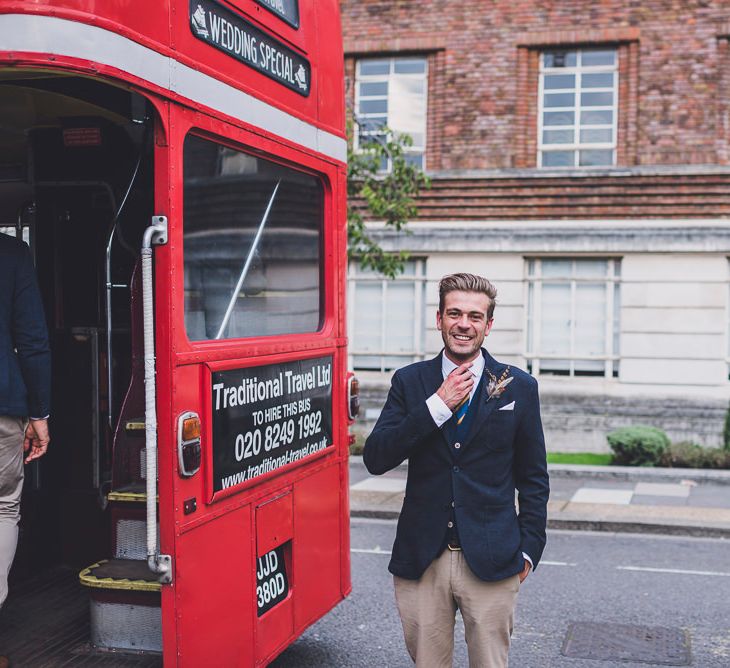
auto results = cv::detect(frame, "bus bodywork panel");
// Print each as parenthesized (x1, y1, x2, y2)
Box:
(0, 1, 346, 152)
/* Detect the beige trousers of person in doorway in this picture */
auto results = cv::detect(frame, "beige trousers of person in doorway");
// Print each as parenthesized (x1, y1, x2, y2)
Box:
(394, 548, 520, 668)
(0, 416, 26, 609)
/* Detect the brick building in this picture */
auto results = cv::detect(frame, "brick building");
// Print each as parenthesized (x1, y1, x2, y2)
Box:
(341, 0, 730, 451)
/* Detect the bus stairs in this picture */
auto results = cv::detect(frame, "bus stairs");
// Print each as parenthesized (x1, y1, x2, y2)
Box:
(77, 260, 162, 654)
(78, 482, 162, 654)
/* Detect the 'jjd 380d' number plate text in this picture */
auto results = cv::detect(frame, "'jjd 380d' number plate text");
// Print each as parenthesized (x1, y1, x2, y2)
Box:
(256, 544, 288, 616)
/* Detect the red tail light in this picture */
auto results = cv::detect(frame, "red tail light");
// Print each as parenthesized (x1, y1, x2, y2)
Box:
(347, 373, 360, 422)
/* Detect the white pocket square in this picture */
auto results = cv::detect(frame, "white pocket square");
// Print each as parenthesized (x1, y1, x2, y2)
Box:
(499, 401, 515, 411)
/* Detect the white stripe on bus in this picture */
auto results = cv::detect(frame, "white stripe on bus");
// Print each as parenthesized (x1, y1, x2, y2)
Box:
(0, 14, 347, 163)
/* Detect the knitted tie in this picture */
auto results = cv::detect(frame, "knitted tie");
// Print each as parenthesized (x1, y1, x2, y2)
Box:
(454, 395, 470, 425)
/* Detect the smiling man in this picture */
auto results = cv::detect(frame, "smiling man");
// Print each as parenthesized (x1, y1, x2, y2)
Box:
(363, 273, 549, 668)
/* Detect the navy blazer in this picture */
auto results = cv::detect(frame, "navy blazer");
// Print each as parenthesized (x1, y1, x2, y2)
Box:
(0, 233, 51, 418)
(363, 349, 549, 582)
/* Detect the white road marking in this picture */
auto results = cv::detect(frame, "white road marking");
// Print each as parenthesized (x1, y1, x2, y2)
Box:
(618, 565, 730, 577)
(351, 550, 576, 567)
(540, 560, 576, 567)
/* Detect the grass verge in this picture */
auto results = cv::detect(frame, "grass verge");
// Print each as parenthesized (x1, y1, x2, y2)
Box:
(547, 452, 613, 466)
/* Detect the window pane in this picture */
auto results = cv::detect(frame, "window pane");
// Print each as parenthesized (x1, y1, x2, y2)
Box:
(540, 284, 571, 354)
(580, 149, 614, 166)
(542, 260, 572, 277)
(360, 99, 388, 114)
(582, 50, 615, 66)
(183, 135, 322, 341)
(359, 60, 389, 76)
(359, 81, 388, 97)
(407, 131, 425, 146)
(543, 129, 574, 144)
(544, 74, 575, 89)
(543, 110, 574, 126)
(352, 283, 382, 351)
(581, 91, 613, 106)
(541, 359, 572, 373)
(543, 51, 577, 68)
(542, 150, 575, 167)
(581, 109, 613, 124)
(358, 134, 387, 152)
(385, 284, 416, 352)
(582, 72, 614, 88)
(404, 153, 423, 168)
(352, 355, 382, 371)
(544, 92, 575, 108)
(574, 259, 608, 277)
(394, 58, 427, 74)
(575, 284, 606, 355)
(390, 77, 426, 136)
(580, 128, 613, 143)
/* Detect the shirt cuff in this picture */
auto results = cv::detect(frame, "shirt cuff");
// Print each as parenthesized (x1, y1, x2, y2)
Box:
(426, 393, 453, 428)
(30, 416, 49, 421)
(522, 552, 533, 569)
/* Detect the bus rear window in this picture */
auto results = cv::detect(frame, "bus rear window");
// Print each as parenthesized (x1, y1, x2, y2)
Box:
(183, 135, 323, 341)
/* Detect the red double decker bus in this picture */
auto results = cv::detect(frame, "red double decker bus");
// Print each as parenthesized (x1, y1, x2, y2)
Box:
(0, 1, 353, 664)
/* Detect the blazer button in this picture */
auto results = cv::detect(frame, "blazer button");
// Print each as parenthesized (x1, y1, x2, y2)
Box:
(447, 521, 454, 528)
(453, 466, 459, 473)
(451, 501, 455, 508)
(454, 442, 461, 449)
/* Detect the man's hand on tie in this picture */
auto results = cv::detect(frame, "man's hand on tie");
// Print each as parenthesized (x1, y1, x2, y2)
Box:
(437, 364, 475, 411)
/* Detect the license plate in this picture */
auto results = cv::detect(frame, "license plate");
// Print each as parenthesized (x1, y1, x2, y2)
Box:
(256, 544, 289, 616)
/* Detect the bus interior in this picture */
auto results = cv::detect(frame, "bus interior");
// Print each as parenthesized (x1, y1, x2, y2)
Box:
(0, 70, 160, 665)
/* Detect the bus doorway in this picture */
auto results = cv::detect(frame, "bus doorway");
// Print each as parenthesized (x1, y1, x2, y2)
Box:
(0, 71, 157, 664)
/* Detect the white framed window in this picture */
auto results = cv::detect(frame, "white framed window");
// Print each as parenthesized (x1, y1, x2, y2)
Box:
(348, 259, 427, 372)
(526, 258, 621, 377)
(538, 48, 618, 168)
(355, 57, 427, 170)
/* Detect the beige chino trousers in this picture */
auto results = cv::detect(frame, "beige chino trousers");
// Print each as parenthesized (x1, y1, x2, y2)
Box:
(394, 548, 520, 668)
(0, 416, 26, 609)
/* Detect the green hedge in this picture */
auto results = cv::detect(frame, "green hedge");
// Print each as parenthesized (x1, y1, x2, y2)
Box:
(607, 425, 670, 467)
(661, 442, 730, 469)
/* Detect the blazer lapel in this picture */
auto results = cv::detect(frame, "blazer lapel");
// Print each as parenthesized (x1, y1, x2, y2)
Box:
(419, 352, 453, 450)
(462, 349, 509, 449)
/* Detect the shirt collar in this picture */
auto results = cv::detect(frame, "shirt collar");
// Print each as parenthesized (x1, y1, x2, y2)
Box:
(440, 350, 485, 380)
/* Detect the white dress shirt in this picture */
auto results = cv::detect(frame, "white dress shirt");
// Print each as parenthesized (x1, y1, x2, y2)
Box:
(425, 353, 485, 427)
(424, 351, 533, 571)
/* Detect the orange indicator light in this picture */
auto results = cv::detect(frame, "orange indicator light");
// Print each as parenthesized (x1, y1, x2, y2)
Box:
(182, 416, 201, 441)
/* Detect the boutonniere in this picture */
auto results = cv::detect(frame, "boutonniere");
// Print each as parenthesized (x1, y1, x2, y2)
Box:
(487, 367, 513, 401)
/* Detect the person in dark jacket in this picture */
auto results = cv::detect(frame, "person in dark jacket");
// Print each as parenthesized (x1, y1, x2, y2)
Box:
(364, 273, 549, 668)
(0, 231, 51, 627)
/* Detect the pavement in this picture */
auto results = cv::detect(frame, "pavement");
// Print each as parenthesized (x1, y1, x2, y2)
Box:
(348, 456, 730, 538)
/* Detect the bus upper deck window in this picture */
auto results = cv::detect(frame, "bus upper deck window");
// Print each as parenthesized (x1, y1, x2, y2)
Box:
(183, 135, 323, 341)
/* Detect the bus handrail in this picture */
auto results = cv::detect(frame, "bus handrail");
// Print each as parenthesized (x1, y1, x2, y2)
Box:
(141, 215, 172, 583)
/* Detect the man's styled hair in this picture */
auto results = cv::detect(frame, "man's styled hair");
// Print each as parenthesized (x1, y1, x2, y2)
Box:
(438, 273, 498, 319)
